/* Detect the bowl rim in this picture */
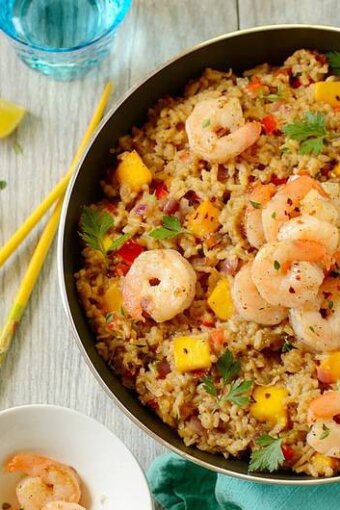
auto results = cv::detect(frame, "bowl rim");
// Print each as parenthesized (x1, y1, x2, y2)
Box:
(0, 403, 154, 507)
(0, 0, 132, 54)
(58, 23, 340, 485)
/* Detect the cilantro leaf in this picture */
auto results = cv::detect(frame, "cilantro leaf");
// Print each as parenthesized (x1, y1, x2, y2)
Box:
(283, 112, 328, 155)
(299, 137, 325, 156)
(250, 200, 262, 209)
(217, 349, 241, 385)
(79, 206, 114, 255)
(282, 340, 293, 353)
(13, 141, 23, 155)
(202, 376, 218, 397)
(108, 233, 131, 252)
(249, 435, 284, 472)
(149, 215, 187, 240)
(225, 379, 253, 406)
(327, 51, 340, 75)
(319, 423, 330, 440)
(0, 180, 7, 190)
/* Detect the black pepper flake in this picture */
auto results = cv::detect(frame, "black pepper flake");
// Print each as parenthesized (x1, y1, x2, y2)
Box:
(287, 197, 293, 206)
(274, 260, 280, 270)
(183, 348, 189, 354)
(289, 286, 296, 294)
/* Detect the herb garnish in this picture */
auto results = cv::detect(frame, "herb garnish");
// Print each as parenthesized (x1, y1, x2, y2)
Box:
(274, 260, 280, 271)
(149, 215, 187, 240)
(79, 206, 114, 256)
(250, 200, 262, 209)
(0, 180, 7, 190)
(108, 233, 131, 251)
(319, 423, 330, 440)
(202, 118, 211, 128)
(282, 340, 293, 353)
(327, 51, 340, 75)
(249, 435, 284, 472)
(13, 140, 23, 155)
(225, 379, 253, 406)
(202, 376, 218, 397)
(217, 349, 241, 384)
(202, 350, 252, 407)
(282, 112, 328, 155)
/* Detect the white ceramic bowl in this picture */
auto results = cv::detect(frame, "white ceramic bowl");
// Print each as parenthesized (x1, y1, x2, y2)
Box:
(0, 405, 153, 509)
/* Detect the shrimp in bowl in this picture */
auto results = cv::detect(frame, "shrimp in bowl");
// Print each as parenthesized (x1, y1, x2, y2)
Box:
(307, 391, 340, 458)
(5, 453, 86, 510)
(185, 96, 261, 163)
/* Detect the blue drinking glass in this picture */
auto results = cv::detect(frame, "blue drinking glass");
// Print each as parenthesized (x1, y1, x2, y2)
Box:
(0, 0, 132, 80)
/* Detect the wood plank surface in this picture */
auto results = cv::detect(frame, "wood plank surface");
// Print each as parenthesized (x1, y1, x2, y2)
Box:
(238, 0, 340, 28)
(0, 2, 238, 508)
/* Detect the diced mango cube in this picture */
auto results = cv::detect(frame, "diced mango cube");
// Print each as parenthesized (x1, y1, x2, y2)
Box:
(116, 150, 152, 192)
(102, 234, 113, 252)
(313, 453, 338, 472)
(314, 81, 340, 107)
(173, 336, 211, 373)
(207, 278, 234, 321)
(317, 352, 340, 384)
(334, 163, 340, 176)
(187, 200, 220, 237)
(250, 385, 288, 427)
(102, 284, 123, 314)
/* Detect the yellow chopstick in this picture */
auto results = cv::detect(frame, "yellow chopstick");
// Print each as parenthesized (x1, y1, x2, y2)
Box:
(0, 82, 113, 364)
(0, 81, 113, 268)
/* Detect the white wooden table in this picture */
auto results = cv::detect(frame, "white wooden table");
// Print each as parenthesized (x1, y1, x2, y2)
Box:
(1, 1, 339, 507)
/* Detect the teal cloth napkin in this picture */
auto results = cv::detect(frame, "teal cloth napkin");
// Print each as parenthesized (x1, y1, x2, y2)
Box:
(147, 453, 340, 510)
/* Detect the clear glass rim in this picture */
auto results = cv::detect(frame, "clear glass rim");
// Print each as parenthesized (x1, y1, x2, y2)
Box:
(0, 0, 132, 54)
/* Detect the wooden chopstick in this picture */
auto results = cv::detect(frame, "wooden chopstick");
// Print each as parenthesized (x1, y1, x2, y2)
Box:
(0, 82, 113, 365)
(0, 81, 113, 268)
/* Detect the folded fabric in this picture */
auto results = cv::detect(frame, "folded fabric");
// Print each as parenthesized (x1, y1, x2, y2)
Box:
(147, 453, 340, 510)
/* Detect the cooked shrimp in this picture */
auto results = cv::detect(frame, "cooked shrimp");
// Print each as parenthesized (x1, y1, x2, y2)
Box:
(232, 261, 288, 325)
(289, 277, 340, 351)
(122, 249, 197, 322)
(185, 97, 261, 163)
(301, 188, 339, 226)
(262, 176, 329, 242)
(244, 183, 276, 248)
(6, 454, 81, 509)
(42, 503, 86, 510)
(307, 391, 340, 458)
(278, 214, 339, 254)
(251, 239, 326, 308)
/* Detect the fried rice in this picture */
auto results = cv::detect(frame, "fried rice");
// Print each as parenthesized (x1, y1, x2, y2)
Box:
(75, 49, 340, 477)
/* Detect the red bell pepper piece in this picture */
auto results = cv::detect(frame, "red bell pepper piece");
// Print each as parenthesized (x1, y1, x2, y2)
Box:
(262, 115, 279, 135)
(154, 181, 168, 200)
(271, 174, 288, 186)
(281, 444, 294, 462)
(117, 240, 144, 265)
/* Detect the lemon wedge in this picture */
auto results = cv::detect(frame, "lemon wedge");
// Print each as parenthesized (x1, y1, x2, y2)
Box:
(0, 99, 26, 139)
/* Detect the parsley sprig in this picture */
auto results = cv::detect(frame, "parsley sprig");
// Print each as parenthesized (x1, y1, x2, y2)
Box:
(282, 112, 328, 155)
(79, 206, 130, 256)
(319, 423, 330, 440)
(327, 51, 340, 75)
(149, 215, 188, 240)
(226, 379, 253, 406)
(202, 350, 252, 407)
(249, 435, 284, 472)
(79, 206, 114, 255)
(0, 180, 7, 190)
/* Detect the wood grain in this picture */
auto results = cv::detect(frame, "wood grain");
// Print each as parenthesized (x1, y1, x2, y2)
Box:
(0, 1, 237, 508)
(238, 0, 340, 28)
